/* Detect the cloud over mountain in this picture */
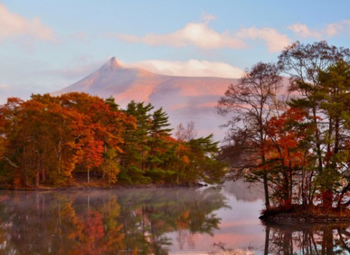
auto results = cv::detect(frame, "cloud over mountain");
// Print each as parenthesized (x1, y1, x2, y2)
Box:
(127, 59, 244, 78)
(118, 22, 246, 50)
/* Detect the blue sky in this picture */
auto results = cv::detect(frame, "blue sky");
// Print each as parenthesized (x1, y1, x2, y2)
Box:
(0, 0, 350, 102)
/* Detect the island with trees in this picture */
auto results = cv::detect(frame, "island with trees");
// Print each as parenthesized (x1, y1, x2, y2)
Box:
(218, 41, 350, 223)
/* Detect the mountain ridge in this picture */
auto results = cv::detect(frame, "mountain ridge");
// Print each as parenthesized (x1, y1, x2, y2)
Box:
(55, 57, 239, 141)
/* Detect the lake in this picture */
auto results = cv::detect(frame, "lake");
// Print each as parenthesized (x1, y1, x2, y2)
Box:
(0, 180, 349, 254)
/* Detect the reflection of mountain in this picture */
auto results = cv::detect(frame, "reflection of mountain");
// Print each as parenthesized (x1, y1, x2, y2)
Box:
(223, 179, 264, 202)
(54, 57, 238, 140)
(0, 187, 228, 255)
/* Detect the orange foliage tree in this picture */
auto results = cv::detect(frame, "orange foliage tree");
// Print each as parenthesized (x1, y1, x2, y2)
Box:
(0, 92, 225, 187)
(264, 108, 313, 206)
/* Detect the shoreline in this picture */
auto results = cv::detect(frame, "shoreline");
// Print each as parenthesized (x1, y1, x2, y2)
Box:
(260, 213, 350, 224)
(260, 205, 350, 224)
(0, 182, 209, 192)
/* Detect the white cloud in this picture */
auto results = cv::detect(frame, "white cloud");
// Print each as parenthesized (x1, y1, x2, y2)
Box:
(43, 57, 244, 81)
(201, 12, 216, 24)
(127, 59, 244, 78)
(0, 3, 55, 41)
(118, 22, 246, 50)
(237, 27, 291, 53)
(0, 83, 9, 90)
(116, 13, 297, 53)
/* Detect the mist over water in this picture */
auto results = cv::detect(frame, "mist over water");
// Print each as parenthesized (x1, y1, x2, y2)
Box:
(0, 181, 349, 254)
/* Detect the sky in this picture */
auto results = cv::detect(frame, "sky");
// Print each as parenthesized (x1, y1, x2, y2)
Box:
(0, 0, 350, 103)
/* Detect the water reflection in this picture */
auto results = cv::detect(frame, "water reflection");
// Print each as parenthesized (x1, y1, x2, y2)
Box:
(264, 222, 350, 254)
(0, 188, 228, 255)
(223, 179, 264, 202)
(2, 183, 350, 254)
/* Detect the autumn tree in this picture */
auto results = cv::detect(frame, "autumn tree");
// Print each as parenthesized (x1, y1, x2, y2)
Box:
(279, 41, 350, 208)
(264, 108, 313, 206)
(57, 92, 133, 183)
(0, 92, 225, 187)
(218, 62, 283, 209)
(0, 97, 88, 186)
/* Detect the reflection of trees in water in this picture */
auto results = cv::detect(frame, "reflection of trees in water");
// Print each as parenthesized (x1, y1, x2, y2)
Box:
(0, 188, 228, 254)
(223, 180, 264, 202)
(117, 187, 229, 253)
(264, 223, 350, 254)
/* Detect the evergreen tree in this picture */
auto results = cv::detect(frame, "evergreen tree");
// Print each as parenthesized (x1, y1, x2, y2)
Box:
(119, 101, 153, 184)
(279, 41, 350, 208)
(146, 107, 174, 182)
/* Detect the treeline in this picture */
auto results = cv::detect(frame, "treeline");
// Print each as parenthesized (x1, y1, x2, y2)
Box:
(0, 92, 225, 188)
(218, 41, 350, 211)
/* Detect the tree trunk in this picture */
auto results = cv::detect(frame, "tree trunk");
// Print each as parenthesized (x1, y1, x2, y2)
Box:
(41, 158, 45, 183)
(264, 225, 270, 255)
(263, 169, 270, 209)
(36, 170, 40, 187)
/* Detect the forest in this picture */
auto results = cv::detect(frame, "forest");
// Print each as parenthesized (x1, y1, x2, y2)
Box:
(0, 92, 225, 188)
(218, 41, 350, 216)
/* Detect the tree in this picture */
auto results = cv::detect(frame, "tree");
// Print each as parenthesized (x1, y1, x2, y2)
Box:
(279, 41, 350, 208)
(118, 101, 153, 184)
(317, 60, 350, 209)
(264, 108, 313, 206)
(57, 92, 133, 183)
(0, 93, 225, 187)
(175, 121, 197, 142)
(146, 107, 174, 180)
(218, 62, 283, 209)
(186, 134, 225, 184)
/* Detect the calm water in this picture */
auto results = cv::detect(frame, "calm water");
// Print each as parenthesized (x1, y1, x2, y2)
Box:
(0, 181, 349, 254)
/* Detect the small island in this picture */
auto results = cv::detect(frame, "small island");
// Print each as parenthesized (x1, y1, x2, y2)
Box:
(217, 41, 350, 223)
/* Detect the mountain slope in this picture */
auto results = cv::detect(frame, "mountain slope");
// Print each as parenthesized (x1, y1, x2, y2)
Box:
(55, 57, 239, 141)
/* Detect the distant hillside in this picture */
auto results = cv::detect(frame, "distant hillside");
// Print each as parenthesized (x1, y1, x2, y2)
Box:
(55, 57, 239, 141)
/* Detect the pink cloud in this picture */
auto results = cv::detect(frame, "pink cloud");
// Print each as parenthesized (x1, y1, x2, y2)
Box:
(0, 3, 55, 42)
(170, 103, 189, 110)
(288, 22, 345, 38)
(237, 27, 291, 53)
(198, 102, 217, 108)
(172, 79, 233, 97)
(325, 23, 343, 36)
(288, 23, 322, 38)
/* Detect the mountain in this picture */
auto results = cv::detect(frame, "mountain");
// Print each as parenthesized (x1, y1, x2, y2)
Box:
(55, 57, 239, 141)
